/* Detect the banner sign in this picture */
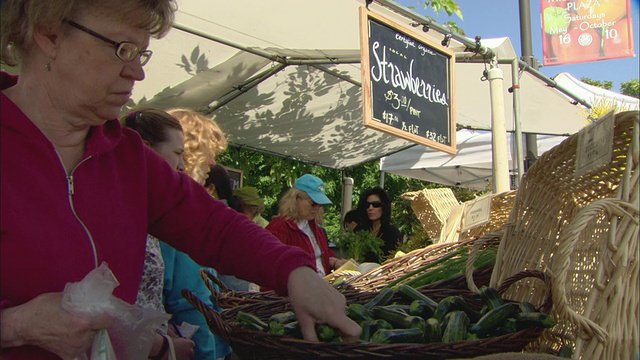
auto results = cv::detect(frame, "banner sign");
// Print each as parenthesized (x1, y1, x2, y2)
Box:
(541, 0, 635, 66)
(359, 8, 456, 154)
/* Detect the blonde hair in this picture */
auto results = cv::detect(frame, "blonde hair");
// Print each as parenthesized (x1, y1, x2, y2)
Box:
(277, 188, 325, 223)
(1, 0, 177, 66)
(168, 108, 228, 185)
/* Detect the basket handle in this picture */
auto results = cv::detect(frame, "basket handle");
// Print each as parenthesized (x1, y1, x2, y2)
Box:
(199, 268, 231, 296)
(181, 289, 234, 345)
(465, 232, 502, 294)
(495, 269, 553, 314)
(551, 198, 638, 343)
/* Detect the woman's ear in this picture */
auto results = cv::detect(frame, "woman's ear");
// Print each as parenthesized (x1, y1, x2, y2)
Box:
(32, 23, 62, 60)
(142, 139, 151, 147)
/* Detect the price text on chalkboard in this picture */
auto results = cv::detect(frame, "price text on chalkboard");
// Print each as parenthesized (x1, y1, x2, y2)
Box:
(359, 8, 456, 154)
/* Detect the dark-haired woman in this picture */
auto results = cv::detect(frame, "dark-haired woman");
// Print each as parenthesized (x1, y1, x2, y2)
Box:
(355, 187, 403, 263)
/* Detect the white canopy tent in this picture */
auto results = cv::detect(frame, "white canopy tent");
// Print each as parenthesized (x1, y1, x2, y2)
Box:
(125, 0, 590, 170)
(379, 130, 566, 190)
(380, 74, 637, 190)
(553, 72, 639, 111)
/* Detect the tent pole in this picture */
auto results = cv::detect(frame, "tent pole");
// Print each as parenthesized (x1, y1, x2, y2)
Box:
(341, 176, 354, 222)
(487, 62, 510, 193)
(511, 58, 525, 187)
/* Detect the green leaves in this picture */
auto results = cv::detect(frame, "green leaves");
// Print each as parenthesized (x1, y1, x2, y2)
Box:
(335, 229, 384, 263)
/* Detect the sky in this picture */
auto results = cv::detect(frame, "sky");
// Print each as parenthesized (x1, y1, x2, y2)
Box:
(396, 0, 640, 93)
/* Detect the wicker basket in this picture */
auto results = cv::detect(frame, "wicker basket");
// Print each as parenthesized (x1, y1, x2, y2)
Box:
(199, 269, 285, 309)
(335, 235, 500, 296)
(183, 270, 553, 360)
(402, 188, 460, 240)
(486, 111, 639, 359)
(439, 191, 517, 244)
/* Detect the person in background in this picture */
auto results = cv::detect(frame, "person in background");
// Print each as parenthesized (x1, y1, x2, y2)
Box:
(122, 109, 196, 360)
(0, 1, 360, 358)
(343, 209, 362, 231)
(204, 164, 234, 204)
(167, 108, 227, 184)
(231, 186, 268, 227)
(124, 108, 231, 360)
(266, 174, 348, 277)
(355, 187, 403, 263)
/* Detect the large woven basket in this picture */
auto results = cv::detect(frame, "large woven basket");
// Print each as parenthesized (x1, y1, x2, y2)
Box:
(199, 269, 285, 309)
(439, 191, 517, 244)
(487, 111, 639, 359)
(336, 235, 500, 296)
(402, 188, 460, 240)
(183, 270, 553, 360)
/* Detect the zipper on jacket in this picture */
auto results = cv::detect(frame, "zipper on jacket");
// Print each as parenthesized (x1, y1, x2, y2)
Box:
(56, 151, 99, 269)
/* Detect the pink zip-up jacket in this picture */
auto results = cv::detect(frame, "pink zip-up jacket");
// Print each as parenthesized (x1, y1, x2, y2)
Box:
(0, 73, 314, 359)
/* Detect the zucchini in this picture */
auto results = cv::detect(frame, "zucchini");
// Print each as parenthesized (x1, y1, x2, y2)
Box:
(237, 311, 268, 332)
(395, 285, 439, 309)
(374, 319, 393, 330)
(434, 296, 479, 322)
(516, 312, 556, 330)
(346, 303, 374, 323)
(364, 288, 395, 309)
(283, 321, 301, 338)
(479, 286, 505, 310)
(424, 318, 442, 342)
(268, 321, 285, 335)
(315, 323, 337, 342)
(518, 301, 537, 314)
(359, 320, 377, 342)
(268, 311, 297, 324)
(372, 306, 426, 332)
(498, 317, 518, 335)
(382, 304, 411, 313)
(469, 303, 516, 338)
(442, 311, 469, 342)
(409, 300, 435, 319)
(370, 328, 424, 344)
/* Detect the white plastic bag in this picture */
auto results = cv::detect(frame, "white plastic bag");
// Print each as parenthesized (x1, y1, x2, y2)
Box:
(62, 262, 170, 360)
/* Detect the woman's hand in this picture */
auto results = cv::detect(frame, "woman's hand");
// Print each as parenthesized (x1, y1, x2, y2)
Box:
(171, 336, 195, 360)
(287, 266, 361, 342)
(0, 292, 112, 359)
(330, 257, 348, 270)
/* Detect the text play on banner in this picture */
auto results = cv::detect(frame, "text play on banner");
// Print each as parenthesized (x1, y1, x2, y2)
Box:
(541, 0, 635, 66)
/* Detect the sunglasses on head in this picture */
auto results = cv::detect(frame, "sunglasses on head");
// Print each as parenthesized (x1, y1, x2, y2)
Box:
(366, 201, 383, 208)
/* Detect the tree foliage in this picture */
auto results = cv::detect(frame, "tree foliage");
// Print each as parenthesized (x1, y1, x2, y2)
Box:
(580, 77, 613, 90)
(217, 147, 482, 257)
(620, 78, 639, 99)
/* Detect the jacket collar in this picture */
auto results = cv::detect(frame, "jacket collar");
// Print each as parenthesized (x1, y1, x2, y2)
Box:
(1, 72, 123, 156)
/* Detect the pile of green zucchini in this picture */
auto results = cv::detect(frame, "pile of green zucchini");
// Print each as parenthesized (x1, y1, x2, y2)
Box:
(235, 285, 555, 344)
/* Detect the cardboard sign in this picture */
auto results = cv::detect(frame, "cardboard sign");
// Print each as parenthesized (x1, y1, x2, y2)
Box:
(575, 110, 614, 177)
(541, 0, 636, 66)
(461, 194, 492, 232)
(359, 8, 456, 154)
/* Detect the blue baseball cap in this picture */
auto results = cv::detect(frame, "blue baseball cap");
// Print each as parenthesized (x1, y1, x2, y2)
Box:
(294, 174, 332, 205)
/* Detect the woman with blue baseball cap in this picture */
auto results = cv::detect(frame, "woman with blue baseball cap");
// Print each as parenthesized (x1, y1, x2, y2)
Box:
(266, 174, 347, 277)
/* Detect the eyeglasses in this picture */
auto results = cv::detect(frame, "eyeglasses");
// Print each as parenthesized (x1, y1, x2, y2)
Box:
(66, 20, 152, 66)
(366, 201, 383, 208)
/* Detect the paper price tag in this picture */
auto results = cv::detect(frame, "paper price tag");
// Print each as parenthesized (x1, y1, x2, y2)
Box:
(575, 110, 614, 178)
(460, 194, 492, 232)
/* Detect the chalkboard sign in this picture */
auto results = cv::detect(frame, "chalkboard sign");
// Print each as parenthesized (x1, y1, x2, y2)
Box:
(224, 166, 243, 190)
(359, 8, 456, 154)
